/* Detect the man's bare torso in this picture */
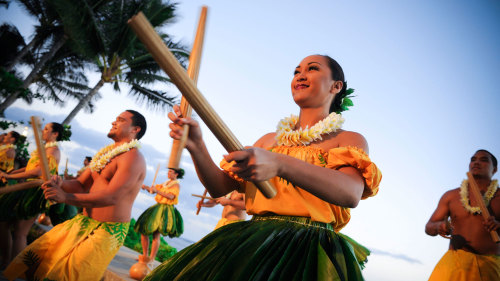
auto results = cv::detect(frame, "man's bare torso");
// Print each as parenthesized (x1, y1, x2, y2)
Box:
(83, 149, 144, 222)
(448, 188, 500, 255)
(221, 191, 246, 221)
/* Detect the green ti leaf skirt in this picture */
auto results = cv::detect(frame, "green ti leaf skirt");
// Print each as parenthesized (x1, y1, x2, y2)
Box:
(144, 215, 370, 281)
(134, 203, 183, 238)
(0, 183, 76, 224)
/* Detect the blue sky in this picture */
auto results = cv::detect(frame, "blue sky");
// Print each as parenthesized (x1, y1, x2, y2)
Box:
(2, 1, 500, 280)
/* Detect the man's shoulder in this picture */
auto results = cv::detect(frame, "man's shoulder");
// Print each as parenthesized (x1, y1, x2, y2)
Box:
(117, 148, 145, 166)
(441, 188, 460, 200)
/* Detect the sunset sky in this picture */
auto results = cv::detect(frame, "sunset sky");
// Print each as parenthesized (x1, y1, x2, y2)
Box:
(2, 1, 500, 280)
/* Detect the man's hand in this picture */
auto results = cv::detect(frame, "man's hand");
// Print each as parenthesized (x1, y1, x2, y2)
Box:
(483, 216, 500, 232)
(437, 220, 452, 236)
(42, 175, 67, 203)
(197, 198, 217, 208)
(0, 171, 8, 180)
(217, 197, 231, 206)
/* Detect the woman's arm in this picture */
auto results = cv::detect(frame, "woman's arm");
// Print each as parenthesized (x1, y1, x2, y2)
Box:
(3, 167, 41, 179)
(225, 132, 368, 208)
(168, 105, 240, 198)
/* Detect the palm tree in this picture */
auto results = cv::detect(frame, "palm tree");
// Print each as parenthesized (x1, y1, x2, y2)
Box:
(0, 23, 26, 67)
(0, 0, 106, 116)
(0, 22, 92, 111)
(31, 46, 93, 110)
(61, 0, 189, 125)
(0, 0, 10, 8)
(3, 0, 61, 72)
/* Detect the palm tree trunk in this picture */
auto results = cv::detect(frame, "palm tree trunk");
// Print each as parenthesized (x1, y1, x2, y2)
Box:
(0, 36, 67, 116)
(5, 38, 38, 72)
(62, 78, 105, 125)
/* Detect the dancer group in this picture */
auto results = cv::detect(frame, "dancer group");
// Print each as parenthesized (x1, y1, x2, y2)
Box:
(0, 54, 498, 281)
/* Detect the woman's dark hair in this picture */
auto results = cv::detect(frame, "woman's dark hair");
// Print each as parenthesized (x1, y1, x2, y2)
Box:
(9, 131, 20, 143)
(50, 122, 64, 141)
(320, 55, 348, 114)
(169, 167, 185, 179)
(126, 109, 147, 140)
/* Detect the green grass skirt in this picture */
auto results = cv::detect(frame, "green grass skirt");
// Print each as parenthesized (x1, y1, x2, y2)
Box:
(144, 215, 370, 281)
(0, 186, 77, 225)
(134, 203, 183, 238)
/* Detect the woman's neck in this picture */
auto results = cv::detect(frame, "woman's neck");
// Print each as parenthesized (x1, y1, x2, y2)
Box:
(297, 108, 330, 129)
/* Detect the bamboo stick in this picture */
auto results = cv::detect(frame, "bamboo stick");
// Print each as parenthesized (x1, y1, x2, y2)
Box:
(466, 172, 500, 243)
(196, 189, 208, 215)
(0, 180, 44, 195)
(168, 6, 207, 169)
(31, 117, 50, 181)
(149, 163, 161, 194)
(192, 193, 214, 200)
(128, 12, 277, 199)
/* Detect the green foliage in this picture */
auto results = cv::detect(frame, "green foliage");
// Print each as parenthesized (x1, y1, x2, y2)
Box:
(0, 119, 17, 130)
(0, 68, 33, 98)
(61, 124, 72, 141)
(124, 218, 178, 262)
(339, 88, 355, 113)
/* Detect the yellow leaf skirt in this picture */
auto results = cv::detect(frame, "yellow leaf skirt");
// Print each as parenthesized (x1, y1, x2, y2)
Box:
(4, 214, 129, 281)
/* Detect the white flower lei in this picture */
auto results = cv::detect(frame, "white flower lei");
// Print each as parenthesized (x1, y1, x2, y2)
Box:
(89, 139, 140, 173)
(275, 112, 344, 146)
(30, 142, 58, 158)
(45, 141, 59, 148)
(0, 144, 16, 150)
(459, 179, 498, 214)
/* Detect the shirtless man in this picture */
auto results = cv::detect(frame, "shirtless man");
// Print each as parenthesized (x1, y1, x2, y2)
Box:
(3, 110, 147, 281)
(197, 190, 246, 229)
(426, 149, 499, 280)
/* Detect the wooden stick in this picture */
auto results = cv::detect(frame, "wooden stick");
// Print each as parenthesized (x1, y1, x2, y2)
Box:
(467, 172, 500, 243)
(149, 163, 161, 194)
(31, 117, 50, 181)
(64, 158, 69, 179)
(191, 193, 214, 200)
(31, 116, 56, 205)
(128, 12, 277, 199)
(168, 6, 207, 169)
(0, 180, 44, 195)
(196, 189, 208, 215)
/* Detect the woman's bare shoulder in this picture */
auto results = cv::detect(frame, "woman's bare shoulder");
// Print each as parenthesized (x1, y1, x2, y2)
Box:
(322, 130, 369, 153)
(254, 132, 277, 149)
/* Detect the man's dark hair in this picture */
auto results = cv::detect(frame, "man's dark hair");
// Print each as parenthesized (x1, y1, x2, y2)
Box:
(476, 149, 497, 169)
(85, 156, 92, 162)
(126, 110, 147, 140)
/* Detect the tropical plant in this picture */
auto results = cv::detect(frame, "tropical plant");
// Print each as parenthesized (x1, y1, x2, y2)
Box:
(0, 0, 106, 116)
(59, 0, 189, 125)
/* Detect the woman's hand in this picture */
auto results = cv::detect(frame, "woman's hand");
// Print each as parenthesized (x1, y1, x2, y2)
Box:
(224, 147, 280, 182)
(168, 105, 203, 151)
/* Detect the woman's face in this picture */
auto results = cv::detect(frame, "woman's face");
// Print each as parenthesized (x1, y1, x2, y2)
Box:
(42, 123, 54, 142)
(168, 168, 177, 180)
(291, 55, 336, 109)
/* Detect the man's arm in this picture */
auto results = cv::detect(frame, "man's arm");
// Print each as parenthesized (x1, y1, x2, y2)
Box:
(425, 191, 453, 236)
(217, 193, 245, 210)
(44, 150, 145, 208)
(59, 168, 93, 193)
